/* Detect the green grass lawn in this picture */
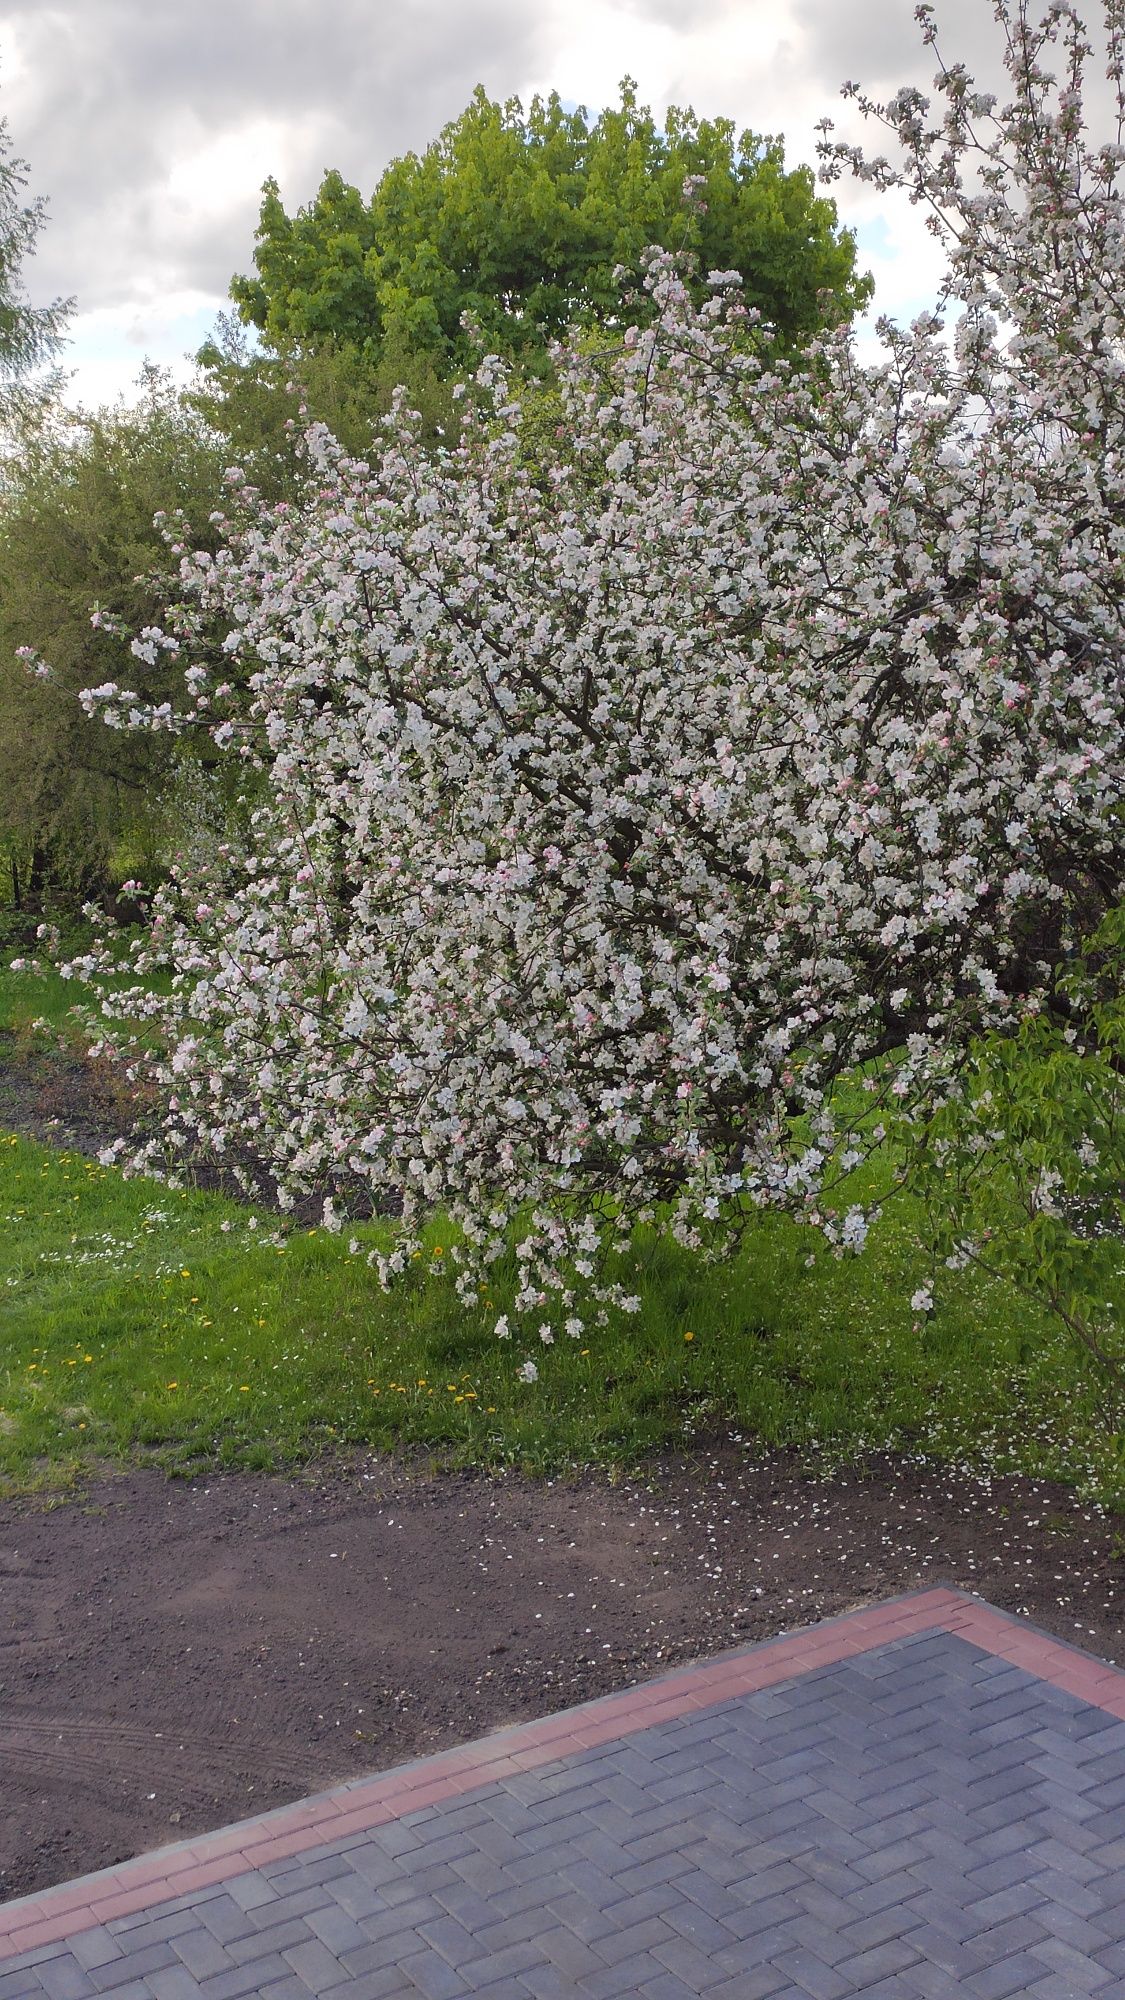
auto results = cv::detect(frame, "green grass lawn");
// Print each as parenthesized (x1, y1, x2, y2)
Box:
(2, 1129, 1123, 1504)
(0, 957, 94, 1037)
(2, 943, 1121, 1502)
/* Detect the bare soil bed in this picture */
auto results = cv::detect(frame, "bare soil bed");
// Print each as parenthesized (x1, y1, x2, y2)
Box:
(0, 1033, 135, 1160)
(2, 1446, 1122, 1904)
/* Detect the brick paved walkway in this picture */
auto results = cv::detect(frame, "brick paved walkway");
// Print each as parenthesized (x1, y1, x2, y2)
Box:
(3, 1589, 1125, 1997)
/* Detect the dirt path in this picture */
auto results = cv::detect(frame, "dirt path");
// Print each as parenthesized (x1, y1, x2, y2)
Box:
(1, 1445, 1121, 1904)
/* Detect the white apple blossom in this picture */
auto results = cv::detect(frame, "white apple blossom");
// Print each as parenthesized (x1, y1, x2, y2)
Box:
(65, 2, 1125, 1334)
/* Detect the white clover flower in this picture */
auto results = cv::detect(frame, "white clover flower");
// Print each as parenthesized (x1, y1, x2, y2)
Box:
(517, 1360, 539, 1383)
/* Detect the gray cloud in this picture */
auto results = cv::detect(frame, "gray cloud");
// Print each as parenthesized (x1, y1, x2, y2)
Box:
(794, 0, 1121, 131)
(791, 0, 995, 96)
(3, 0, 556, 314)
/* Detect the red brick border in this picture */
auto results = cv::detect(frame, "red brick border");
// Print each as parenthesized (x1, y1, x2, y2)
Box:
(4, 1586, 1123, 1963)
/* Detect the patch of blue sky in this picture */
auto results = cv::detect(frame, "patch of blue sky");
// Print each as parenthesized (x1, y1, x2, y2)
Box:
(59, 302, 227, 408)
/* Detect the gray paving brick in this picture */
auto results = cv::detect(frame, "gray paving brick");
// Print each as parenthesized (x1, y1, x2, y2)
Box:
(705, 1974, 787, 2000)
(33, 1961, 94, 2000)
(661, 1904, 737, 1954)
(1030, 1933, 1117, 1988)
(575, 1961, 663, 1999)
(263, 1856, 352, 1894)
(65, 1936, 121, 1977)
(66, 1986, 150, 2000)
(301, 1905, 369, 1957)
(534, 1924, 609, 1980)
(88, 1945, 178, 1991)
(0, 1970, 45, 2000)
(542, 1894, 618, 1946)
(224, 1918, 313, 1967)
(103, 1914, 198, 1950)
(191, 1901, 256, 1949)
(246, 1888, 330, 1929)
(316, 1876, 382, 1924)
(651, 1932, 735, 1990)
(839, 1903, 918, 1951)
(901, 1924, 990, 1980)
(413, 1914, 489, 1967)
(937, 1958, 1049, 2000)
(168, 1931, 233, 1984)
(223, 1876, 276, 1916)
(637, 1972, 703, 2000)
(394, 1948, 466, 1999)
(518, 1969, 579, 2000)
(145, 1968, 203, 2000)
(459, 1940, 544, 1985)
(1023, 1979, 1111, 2000)
(773, 1947, 853, 1999)
(194, 1956, 290, 2000)
(596, 1915, 677, 1966)
(332, 1973, 407, 2000)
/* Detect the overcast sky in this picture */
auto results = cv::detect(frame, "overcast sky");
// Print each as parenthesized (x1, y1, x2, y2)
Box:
(0, 0, 1033, 406)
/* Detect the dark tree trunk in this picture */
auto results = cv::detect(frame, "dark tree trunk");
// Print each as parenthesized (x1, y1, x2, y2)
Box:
(27, 845, 46, 907)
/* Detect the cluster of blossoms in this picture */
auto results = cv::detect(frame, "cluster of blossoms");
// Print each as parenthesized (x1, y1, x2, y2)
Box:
(65, 1, 1124, 1336)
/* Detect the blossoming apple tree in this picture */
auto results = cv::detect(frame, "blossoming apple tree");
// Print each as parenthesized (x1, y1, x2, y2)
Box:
(55, 0, 1124, 1350)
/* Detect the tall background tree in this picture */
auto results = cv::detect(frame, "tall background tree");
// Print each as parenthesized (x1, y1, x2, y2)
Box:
(0, 375, 229, 914)
(228, 80, 871, 380)
(0, 99, 70, 430)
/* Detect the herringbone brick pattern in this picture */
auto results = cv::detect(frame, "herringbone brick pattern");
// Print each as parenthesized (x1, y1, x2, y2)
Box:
(5, 1614, 1125, 1996)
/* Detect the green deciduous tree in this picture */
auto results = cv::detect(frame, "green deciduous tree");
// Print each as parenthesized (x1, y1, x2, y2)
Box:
(0, 374, 228, 913)
(190, 312, 458, 493)
(902, 908, 1125, 1375)
(230, 81, 871, 376)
